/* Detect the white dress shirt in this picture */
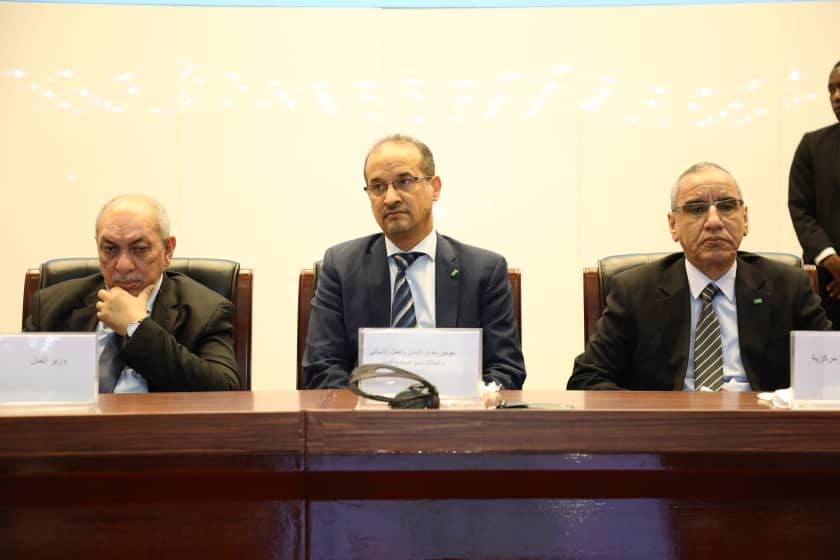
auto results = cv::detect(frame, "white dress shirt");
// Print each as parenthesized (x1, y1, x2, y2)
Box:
(384, 231, 437, 328)
(682, 260, 751, 391)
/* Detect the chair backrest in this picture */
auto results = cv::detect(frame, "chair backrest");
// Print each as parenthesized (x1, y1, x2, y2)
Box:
(22, 257, 253, 390)
(582, 251, 817, 346)
(296, 262, 523, 389)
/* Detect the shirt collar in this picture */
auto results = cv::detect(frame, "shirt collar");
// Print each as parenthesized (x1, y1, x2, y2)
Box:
(385, 230, 437, 261)
(685, 258, 737, 302)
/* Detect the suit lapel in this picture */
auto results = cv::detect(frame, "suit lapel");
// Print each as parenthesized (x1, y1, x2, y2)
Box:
(833, 124, 840, 189)
(735, 257, 772, 389)
(435, 234, 460, 328)
(365, 236, 391, 327)
(72, 288, 104, 332)
(150, 274, 180, 333)
(658, 258, 693, 390)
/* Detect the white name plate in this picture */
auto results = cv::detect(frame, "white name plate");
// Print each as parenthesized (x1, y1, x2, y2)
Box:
(791, 331, 840, 401)
(0, 333, 98, 405)
(358, 328, 482, 398)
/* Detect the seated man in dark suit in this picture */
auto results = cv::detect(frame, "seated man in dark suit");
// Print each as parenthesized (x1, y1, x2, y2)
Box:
(569, 162, 830, 391)
(304, 134, 526, 389)
(25, 194, 240, 392)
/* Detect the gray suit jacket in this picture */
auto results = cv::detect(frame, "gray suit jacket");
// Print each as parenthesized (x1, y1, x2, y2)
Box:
(24, 271, 240, 391)
(568, 252, 830, 391)
(303, 233, 526, 389)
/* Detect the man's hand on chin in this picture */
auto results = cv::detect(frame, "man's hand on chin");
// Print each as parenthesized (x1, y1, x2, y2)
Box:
(96, 284, 154, 335)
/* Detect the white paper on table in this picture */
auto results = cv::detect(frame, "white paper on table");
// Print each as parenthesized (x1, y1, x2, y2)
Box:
(358, 328, 482, 398)
(0, 333, 98, 405)
(790, 330, 840, 401)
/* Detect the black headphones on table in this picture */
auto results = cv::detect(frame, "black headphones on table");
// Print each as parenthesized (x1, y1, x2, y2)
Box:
(348, 364, 440, 409)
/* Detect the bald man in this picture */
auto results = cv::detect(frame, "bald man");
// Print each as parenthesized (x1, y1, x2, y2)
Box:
(24, 195, 240, 392)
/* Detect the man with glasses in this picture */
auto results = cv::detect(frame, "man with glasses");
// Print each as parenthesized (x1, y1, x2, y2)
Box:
(304, 134, 526, 389)
(789, 60, 840, 329)
(569, 162, 829, 391)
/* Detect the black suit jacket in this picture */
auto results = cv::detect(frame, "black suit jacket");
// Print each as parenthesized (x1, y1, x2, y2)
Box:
(24, 271, 240, 391)
(568, 252, 830, 391)
(303, 233, 526, 389)
(789, 123, 840, 264)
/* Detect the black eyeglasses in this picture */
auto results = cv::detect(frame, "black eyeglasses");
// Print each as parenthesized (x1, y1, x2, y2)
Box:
(673, 198, 744, 218)
(363, 176, 433, 198)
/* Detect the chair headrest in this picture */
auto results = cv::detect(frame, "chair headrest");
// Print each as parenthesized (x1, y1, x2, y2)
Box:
(39, 258, 240, 300)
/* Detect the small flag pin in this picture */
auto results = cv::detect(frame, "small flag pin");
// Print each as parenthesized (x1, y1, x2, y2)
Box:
(451, 269, 460, 278)
(753, 298, 763, 304)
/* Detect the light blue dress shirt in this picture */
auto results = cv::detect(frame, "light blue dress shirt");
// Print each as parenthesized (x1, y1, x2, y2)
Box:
(385, 230, 437, 328)
(682, 260, 751, 391)
(96, 274, 163, 393)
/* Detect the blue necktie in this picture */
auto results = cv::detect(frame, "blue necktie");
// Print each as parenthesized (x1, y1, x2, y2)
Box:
(98, 332, 125, 393)
(391, 252, 423, 328)
(694, 283, 724, 391)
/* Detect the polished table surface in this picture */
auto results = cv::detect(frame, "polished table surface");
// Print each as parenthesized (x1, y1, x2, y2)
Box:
(3, 390, 840, 559)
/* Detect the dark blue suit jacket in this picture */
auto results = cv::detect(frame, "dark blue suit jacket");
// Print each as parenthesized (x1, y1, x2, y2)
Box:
(303, 233, 526, 389)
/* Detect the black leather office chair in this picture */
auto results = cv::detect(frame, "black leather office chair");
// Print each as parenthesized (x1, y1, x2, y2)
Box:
(296, 261, 523, 389)
(23, 257, 253, 390)
(582, 251, 815, 346)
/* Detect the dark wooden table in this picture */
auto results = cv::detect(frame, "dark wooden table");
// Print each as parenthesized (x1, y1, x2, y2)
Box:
(3, 390, 840, 559)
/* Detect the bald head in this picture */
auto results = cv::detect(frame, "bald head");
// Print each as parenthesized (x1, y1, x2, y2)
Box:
(95, 194, 170, 243)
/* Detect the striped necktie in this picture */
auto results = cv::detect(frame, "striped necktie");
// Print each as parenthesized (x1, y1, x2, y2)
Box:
(694, 283, 724, 391)
(391, 252, 423, 328)
(98, 331, 125, 393)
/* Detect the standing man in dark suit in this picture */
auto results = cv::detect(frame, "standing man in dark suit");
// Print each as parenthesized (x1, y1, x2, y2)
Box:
(25, 194, 240, 392)
(789, 60, 840, 327)
(304, 134, 526, 389)
(569, 163, 829, 391)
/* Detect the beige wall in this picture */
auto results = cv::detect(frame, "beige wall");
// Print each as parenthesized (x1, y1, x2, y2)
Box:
(1, 2, 837, 390)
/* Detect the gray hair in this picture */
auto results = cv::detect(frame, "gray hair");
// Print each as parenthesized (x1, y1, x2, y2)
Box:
(670, 162, 743, 209)
(95, 194, 171, 241)
(363, 133, 436, 181)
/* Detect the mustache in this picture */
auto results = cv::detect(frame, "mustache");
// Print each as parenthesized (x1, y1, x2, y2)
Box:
(111, 274, 144, 284)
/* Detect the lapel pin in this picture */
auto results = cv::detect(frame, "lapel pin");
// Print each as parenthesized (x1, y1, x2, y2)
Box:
(450, 269, 460, 278)
(753, 298, 763, 305)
